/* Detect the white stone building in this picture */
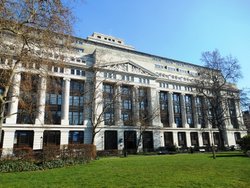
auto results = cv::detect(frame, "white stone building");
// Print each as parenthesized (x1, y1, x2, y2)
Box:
(0, 32, 247, 154)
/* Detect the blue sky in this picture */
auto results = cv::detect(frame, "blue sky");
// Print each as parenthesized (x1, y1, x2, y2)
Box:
(72, 0, 250, 89)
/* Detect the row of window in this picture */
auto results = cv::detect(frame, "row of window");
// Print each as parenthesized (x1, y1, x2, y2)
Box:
(11, 130, 84, 149)
(155, 64, 198, 76)
(4, 130, 241, 151)
(8, 73, 239, 128)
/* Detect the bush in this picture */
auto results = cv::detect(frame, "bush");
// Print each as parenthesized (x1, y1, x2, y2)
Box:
(0, 160, 40, 172)
(238, 135, 250, 153)
(0, 144, 97, 172)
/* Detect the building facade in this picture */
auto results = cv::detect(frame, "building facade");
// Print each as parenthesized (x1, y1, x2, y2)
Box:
(0, 32, 247, 154)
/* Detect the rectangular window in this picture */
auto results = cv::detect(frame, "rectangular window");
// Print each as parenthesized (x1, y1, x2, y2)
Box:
(14, 131, 34, 148)
(69, 80, 84, 125)
(228, 99, 238, 129)
(173, 93, 182, 127)
(138, 87, 149, 125)
(185, 95, 194, 128)
(178, 132, 187, 147)
(121, 85, 133, 126)
(69, 131, 84, 144)
(160, 92, 169, 127)
(45, 77, 63, 125)
(196, 96, 206, 128)
(43, 131, 60, 146)
(190, 132, 199, 147)
(103, 83, 115, 125)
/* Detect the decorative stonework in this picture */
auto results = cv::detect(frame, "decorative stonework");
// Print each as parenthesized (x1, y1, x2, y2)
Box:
(102, 61, 154, 77)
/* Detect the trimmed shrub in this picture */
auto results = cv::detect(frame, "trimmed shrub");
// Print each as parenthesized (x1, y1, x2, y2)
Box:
(238, 135, 250, 153)
(0, 144, 96, 172)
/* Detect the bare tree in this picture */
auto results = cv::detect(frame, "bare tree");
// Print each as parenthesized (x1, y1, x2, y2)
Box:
(196, 49, 242, 156)
(240, 88, 250, 111)
(0, 0, 74, 143)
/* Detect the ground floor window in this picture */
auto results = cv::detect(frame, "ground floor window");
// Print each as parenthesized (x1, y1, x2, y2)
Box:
(164, 132, 173, 146)
(190, 132, 199, 147)
(14, 131, 34, 148)
(178, 132, 187, 147)
(104, 131, 117, 150)
(69, 131, 84, 144)
(142, 131, 154, 152)
(43, 131, 60, 146)
(202, 132, 210, 146)
(124, 131, 137, 153)
(213, 132, 221, 147)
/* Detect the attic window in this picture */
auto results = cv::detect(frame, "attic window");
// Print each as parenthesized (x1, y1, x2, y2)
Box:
(118, 41, 121, 44)
(104, 37, 107, 40)
(164, 66, 168, 69)
(108, 38, 111, 41)
(112, 39, 115, 42)
(97, 36, 101, 39)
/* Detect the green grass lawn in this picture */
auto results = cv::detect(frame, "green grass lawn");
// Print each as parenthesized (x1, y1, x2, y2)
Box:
(0, 152, 249, 188)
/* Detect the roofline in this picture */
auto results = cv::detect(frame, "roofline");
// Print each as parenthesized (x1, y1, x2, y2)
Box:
(74, 36, 207, 70)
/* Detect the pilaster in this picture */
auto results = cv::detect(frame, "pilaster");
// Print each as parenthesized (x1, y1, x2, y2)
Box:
(35, 76, 47, 125)
(33, 130, 44, 150)
(180, 93, 188, 128)
(168, 92, 175, 128)
(61, 78, 70, 125)
(6, 73, 21, 124)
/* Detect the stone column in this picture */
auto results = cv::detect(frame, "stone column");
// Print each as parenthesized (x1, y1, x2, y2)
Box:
(224, 99, 233, 129)
(192, 95, 199, 128)
(2, 129, 15, 155)
(61, 78, 70, 125)
(5, 73, 21, 124)
(186, 132, 191, 147)
(132, 86, 140, 126)
(95, 79, 104, 127)
(172, 131, 178, 146)
(115, 84, 122, 126)
(35, 76, 47, 125)
(148, 87, 161, 127)
(198, 132, 204, 147)
(168, 92, 175, 128)
(236, 99, 244, 128)
(83, 79, 92, 127)
(118, 129, 124, 151)
(180, 93, 188, 128)
(60, 130, 69, 148)
(33, 130, 44, 150)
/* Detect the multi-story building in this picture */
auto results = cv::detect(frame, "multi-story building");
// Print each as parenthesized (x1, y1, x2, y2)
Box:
(0, 32, 247, 154)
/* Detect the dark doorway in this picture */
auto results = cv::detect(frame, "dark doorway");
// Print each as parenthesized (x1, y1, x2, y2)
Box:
(142, 131, 154, 152)
(234, 132, 241, 145)
(124, 131, 137, 153)
(164, 132, 173, 146)
(43, 131, 60, 146)
(104, 131, 118, 150)
(202, 132, 210, 146)
(213, 132, 222, 148)
(178, 132, 187, 148)
(190, 132, 199, 147)
(14, 131, 34, 148)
